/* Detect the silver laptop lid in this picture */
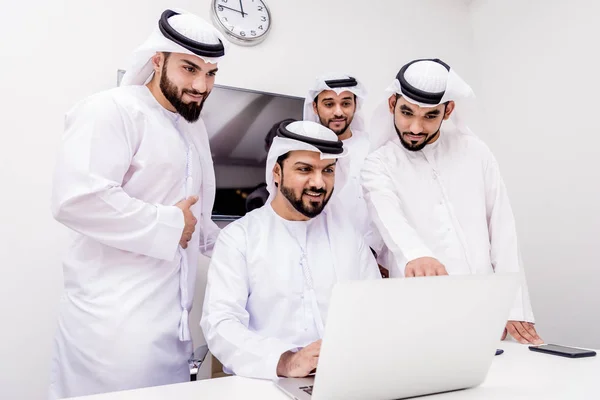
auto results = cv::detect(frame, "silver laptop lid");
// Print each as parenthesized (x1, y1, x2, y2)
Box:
(311, 274, 519, 400)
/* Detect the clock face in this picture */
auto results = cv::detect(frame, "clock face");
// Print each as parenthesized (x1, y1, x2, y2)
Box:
(212, 0, 271, 44)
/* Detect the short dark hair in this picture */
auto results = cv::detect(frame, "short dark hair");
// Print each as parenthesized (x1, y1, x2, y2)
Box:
(276, 152, 290, 167)
(274, 152, 291, 188)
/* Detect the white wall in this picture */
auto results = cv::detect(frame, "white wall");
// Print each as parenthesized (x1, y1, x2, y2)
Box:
(469, 0, 600, 349)
(0, 1, 475, 398)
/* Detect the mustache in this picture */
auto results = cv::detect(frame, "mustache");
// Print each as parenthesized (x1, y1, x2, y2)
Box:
(182, 89, 209, 97)
(403, 132, 427, 137)
(303, 187, 326, 194)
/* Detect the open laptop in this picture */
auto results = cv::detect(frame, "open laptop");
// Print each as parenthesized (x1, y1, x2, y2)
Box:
(275, 273, 519, 400)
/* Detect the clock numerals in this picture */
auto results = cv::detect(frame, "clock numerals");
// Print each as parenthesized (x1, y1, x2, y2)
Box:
(214, 0, 270, 42)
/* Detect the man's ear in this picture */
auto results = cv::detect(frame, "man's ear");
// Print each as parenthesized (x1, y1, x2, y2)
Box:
(151, 52, 163, 73)
(388, 95, 397, 114)
(273, 163, 281, 188)
(312, 100, 318, 115)
(444, 101, 455, 120)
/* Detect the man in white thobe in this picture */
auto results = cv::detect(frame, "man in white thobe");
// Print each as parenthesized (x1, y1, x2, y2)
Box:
(201, 120, 381, 380)
(303, 74, 388, 277)
(49, 9, 226, 399)
(361, 58, 543, 345)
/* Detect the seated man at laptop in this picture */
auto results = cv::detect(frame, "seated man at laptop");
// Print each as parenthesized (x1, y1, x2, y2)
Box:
(201, 120, 381, 380)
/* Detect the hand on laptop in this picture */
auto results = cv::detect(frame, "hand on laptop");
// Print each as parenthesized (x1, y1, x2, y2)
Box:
(502, 321, 543, 345)
(405, 257, 448, 277)
(277, 340, 322, 378)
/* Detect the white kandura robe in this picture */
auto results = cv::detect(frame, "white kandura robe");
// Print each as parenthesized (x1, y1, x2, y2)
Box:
(333, 130, 384, 255)
(361, 130, 534, 322)
(49, 85, 220, 399)
(200, 204, 381, 380)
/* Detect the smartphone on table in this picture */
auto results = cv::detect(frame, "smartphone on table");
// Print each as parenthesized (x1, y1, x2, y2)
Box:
(529, 344, 596, 358)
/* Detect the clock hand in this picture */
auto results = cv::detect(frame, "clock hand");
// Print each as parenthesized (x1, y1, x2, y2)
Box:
(219, 4, 247, 17)
(238, 0, 245, 18)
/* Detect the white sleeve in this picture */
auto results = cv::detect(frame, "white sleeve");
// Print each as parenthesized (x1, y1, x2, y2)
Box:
(484, 151, 535, 323)
(361, 151, 435, 275)
(200, 224, 298, 380)
(51, 94, 183, 261)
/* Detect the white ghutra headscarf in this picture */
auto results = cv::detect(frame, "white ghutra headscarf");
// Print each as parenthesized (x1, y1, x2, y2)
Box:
(370, 58, 476, 150)
(303, 73, 368, 133)
(120, 8, 227, 86)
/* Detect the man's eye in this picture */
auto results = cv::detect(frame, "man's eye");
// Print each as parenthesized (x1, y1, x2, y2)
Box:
(425, 115, 439, 120)
(324, 168, 334, 174)
(184, 66, 195, 73)
(401, 111, 413, 117)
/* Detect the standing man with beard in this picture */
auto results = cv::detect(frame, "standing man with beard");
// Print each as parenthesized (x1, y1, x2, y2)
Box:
(361, 58, 543, 345)
(304, 74, 388, 277)
(49, 9, 226, 399)
(201, 120, 381, 379)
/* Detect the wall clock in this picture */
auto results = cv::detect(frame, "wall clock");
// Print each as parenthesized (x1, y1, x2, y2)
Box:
(211, 0, 272, 46)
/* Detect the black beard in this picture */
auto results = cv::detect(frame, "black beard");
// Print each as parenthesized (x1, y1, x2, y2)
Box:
(394, 101, 447, 151)
(159, 64, 209, 123)
(395, 124, 441, 152)
(317, 112, 353, 137)
(279, 171, 333, 218)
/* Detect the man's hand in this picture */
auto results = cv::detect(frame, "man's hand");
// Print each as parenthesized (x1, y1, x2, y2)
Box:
(405, 257, 448, 277)
(502, 321, 543, 345)
(277, 340, 321, 378)
(176, 196, 198, 249)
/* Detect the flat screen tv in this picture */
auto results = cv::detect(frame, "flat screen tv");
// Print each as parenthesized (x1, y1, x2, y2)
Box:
(202, 84, 305, 220)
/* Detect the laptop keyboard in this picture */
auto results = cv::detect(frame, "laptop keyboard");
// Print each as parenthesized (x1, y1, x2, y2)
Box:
(299, 385, 313, 395)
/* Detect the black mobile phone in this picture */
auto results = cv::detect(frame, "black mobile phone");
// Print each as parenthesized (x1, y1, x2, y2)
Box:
(529, 344, 597, 358)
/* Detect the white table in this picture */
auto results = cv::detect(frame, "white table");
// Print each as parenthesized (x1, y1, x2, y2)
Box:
(68, 342, 599, 400)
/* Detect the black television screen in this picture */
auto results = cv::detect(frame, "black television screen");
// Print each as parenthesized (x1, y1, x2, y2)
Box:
(202, 84, 304, 219)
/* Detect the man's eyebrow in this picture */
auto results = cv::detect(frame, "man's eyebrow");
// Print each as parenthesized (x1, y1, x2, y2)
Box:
(182, 59, 219, 73)
(294, 162, 314, 167)
(182, 59, 201, 69)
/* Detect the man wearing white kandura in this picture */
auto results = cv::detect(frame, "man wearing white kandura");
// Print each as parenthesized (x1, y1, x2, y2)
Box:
(49, 9, 227, 399)
(362, 58, 543, 345)
(201, 120, 381, 380)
